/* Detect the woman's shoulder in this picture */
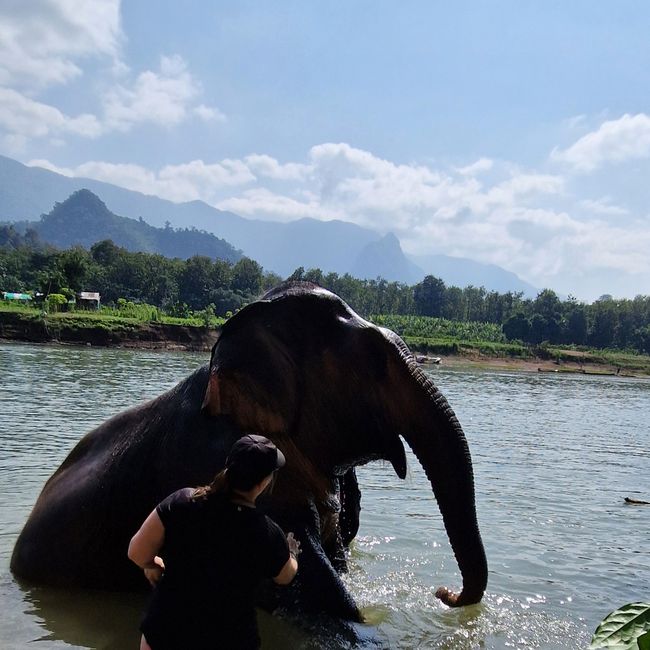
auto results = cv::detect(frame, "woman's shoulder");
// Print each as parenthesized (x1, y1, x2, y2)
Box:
(156, 487, 196, 514)
(251, 511, 287, 541)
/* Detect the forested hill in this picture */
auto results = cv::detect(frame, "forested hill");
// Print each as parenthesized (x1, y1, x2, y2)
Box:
(26, 189, 242, 263)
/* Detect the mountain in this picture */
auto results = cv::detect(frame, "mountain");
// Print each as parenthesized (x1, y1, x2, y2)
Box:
(351, 233, 423, 283)
(31, 189, 242, 262)
(0, 155, 382, 276)
(408, 253, 538, 296)
(0, 154, 537, 292)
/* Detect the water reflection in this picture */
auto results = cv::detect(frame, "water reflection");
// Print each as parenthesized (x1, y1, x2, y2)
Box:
(18, 581, 143, 649)
(13, 577, 383, 650)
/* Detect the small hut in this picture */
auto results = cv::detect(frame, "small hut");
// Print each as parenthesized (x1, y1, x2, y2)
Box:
(77, 291, 101, 310)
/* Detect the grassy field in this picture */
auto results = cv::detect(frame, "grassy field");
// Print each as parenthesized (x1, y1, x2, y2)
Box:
(0, 302, 225, 329)
(369, 313, 650, 375)
(0, 303, 223, 350)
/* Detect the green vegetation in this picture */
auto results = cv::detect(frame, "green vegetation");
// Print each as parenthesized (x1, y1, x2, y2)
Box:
(370, 314, 506, 343)
(0, 301, 225, 351)
(0, 230, 276, 317)
(589, 602, 650, 649)
(3, 227, 650, 363)
(46, 293, 67, 312)
(0, 301, 225, 330)
(369, 313, 530, 358)
(293, 269, 650, 356)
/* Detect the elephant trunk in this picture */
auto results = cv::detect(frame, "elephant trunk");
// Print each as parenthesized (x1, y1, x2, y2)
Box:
(399, 367, 488, 607)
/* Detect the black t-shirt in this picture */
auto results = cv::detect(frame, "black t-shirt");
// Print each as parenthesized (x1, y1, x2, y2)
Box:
(140, 488, 289, 650)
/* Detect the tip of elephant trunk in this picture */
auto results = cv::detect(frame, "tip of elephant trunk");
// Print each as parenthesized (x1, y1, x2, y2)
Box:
(435, 585, 485, 608)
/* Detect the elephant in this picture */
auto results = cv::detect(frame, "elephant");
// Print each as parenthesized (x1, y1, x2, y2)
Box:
(11, 281, 488, 624)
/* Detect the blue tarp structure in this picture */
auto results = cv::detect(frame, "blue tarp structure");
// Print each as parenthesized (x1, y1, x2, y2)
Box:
(2, 292, 31, 301)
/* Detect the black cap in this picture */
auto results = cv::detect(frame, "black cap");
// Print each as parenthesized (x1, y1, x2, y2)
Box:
(225, 434, 286, 491)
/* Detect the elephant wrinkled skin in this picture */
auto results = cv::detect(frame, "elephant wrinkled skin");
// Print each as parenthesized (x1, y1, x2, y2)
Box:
(11, 282, 488, 621)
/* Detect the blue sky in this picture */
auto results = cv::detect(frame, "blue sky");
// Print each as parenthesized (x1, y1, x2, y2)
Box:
(1, 1, 649, 300)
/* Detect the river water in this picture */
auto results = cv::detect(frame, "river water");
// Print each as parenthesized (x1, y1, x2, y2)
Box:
(0, 342, 648, 649)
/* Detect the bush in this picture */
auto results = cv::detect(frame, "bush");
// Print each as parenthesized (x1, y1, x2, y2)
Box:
(195, 303, 217, 327)
(59, 287, 76, 302)
(168, 302, 192, 319)
(46, 293, 67, 313)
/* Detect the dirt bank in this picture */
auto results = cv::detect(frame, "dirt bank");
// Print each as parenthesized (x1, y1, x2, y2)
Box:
(424, 354, 647, 377)
(0, 311, 218, 351)
(2, 310, 648, 376)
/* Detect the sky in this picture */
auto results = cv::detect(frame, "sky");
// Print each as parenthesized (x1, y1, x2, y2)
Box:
(1, 1, 650, 301)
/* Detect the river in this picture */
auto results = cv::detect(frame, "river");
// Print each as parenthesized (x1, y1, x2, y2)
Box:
(0, 342, 648, 649)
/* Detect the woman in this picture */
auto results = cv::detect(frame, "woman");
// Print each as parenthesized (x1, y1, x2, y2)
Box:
(128, 434, 300, 650)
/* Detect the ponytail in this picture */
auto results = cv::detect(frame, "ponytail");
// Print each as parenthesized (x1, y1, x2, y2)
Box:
(192, 469, 232, 500)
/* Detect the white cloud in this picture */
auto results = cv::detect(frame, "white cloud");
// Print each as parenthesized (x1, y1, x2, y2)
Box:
(579, 197, 628, 217)
(28, 159, 159, 194)
(103, 55, 221, 131)
(157, 160, 255, 201)
(27, 160, 74, 176)
(310, 142, 442, 191)
(244, 154, 311, 181)
(497, 173, 564, 196)
(0, 4, 224, 146)
(1, 133, 28, 154)
(193, 104, 226, 122)
(0, 55, 225, 146)
(0, 0, 122, 89)
(480, 173, 564, 210)
(217, 188, 338, 221)
(0, 88, 102, 140)
(307, 142, 454, 229)
(455, 158, 494, 176)
(27, 157, 255, 204)
(303, 144, 564, 235)
(27, 138, 650, 297)
(563, 114, 587, 130)
(552, 113, 650, 172)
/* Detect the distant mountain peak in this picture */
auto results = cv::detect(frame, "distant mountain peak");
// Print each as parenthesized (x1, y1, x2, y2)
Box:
(49, 188, 110, 216)
(351, 232, 423, 283)
(43, 188, 115, 231)
(363, 232, 401, 252)
(33, 189, 241, 262)
(0, 154, 538, 293)
(64, 188, 108, 208)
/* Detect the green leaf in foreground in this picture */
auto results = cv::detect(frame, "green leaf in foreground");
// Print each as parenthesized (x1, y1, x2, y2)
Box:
(589, 603, 650, 649)
(638, 630, 650, 650)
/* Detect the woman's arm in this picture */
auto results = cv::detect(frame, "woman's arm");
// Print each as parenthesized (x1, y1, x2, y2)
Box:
(128, 509, 166, 585)
(273, 554, 298, 586)
(273, 531, 300, 585)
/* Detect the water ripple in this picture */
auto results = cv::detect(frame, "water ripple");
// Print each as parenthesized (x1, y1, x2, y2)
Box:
(1, 344, 649, 648)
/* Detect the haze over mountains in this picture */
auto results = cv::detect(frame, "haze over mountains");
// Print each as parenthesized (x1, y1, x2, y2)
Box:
(0, 155, 537, 295)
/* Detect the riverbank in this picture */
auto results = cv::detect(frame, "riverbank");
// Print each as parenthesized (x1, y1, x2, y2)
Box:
(432, 354, 649, 377)
(405, 334, 650, 376)
(412, 349, 650, 377)
(0, 308, 218, 351)
(2, 307, 649, 375)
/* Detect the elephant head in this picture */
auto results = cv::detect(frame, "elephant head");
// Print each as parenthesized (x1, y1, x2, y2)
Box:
(202, 282, 488, 607)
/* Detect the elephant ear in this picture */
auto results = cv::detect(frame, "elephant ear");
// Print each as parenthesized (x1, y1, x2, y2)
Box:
(202, 329, 223, 416)
(201, 301, 301, 435)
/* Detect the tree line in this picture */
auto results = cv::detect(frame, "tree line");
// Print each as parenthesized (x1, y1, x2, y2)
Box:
(2, 227, 650, 353)
(289, 267, 650, 353)
(0, 229, 275, 316)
